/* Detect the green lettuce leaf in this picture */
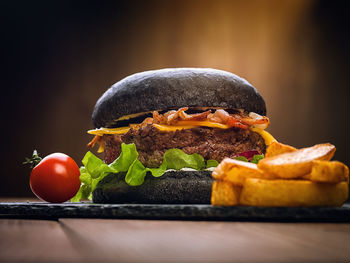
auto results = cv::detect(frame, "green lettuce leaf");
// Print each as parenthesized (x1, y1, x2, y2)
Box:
(233, 154, 264, 164)
(233, 156, 249, 162)
(70, 167, 92, 202)
(109, 143, 139, 172)
(82, 151, 113, 179)
(251, 154, 264, 164)
(147, 161, 167, 177)
(163, 149, 205, 170)
(206, 159, 219, 168)
(125, 159, 147, 186)
(71, 143, 220, 202)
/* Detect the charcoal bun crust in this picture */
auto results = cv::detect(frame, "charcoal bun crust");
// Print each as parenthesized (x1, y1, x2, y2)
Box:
(92, 170, 213, 204)
(92, 68, 266, 128)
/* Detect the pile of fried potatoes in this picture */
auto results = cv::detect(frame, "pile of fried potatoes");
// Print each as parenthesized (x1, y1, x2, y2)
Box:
(211, 142, 349, 207)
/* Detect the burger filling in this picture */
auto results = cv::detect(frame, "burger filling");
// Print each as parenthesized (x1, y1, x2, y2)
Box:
(103, 125, 266, 167)
(88, 108, 273, 167)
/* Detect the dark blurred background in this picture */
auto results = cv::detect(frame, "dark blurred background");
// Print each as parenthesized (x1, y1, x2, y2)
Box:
(1, 0, 349, 197)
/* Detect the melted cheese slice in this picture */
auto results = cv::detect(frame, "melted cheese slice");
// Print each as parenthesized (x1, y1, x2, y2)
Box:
(250, 127, 277, 146)
(152, 124, 197, 131)
(88, 122, 276, 146)
(88, 121, 230, 136)
(176, 121, 230, 129)
(88, 127, 130, 136)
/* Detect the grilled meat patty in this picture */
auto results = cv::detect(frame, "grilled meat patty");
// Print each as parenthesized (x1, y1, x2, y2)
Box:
(102, 125, 266, 167)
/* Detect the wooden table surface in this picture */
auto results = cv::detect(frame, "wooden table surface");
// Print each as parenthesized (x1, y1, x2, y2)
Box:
(1, 199, 350, 263)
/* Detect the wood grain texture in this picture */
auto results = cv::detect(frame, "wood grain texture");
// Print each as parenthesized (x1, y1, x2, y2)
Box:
(0, 219, 81, 263)
(1, 215, 349, 263)
(59, 219, 350, 263)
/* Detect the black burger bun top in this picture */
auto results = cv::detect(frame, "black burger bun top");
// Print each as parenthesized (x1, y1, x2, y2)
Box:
(92, 68, 266, 128)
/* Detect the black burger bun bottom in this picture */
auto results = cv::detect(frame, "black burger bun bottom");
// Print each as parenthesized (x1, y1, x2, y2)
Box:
(93, 170, 213, 204)
(92, 68, 266, 128)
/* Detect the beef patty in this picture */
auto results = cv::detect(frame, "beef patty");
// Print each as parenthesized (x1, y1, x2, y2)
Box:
(102, 125, 266, 167)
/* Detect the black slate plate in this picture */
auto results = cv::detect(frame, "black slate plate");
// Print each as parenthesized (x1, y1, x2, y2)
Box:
(1, 202, 350, 222)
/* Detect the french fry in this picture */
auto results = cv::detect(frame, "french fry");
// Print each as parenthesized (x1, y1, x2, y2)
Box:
(211, 181, 240, 206)
(302, 160, 349, 184)
(239, 178, 348, 207)
(265, 141, 297, 158)
(258, 143, 336, 179)
(212, 158, 275, 186)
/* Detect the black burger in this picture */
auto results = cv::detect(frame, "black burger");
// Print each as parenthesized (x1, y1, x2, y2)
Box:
(81, 68, 275, 204)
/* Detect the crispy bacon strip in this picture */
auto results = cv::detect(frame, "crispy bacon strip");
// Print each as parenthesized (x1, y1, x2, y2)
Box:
(208, 109, 248, 129)
(149, 108, 269, 129)
(152, 111, 166, 124)
(240, 112, 270, 129)
(179, 110, 211, 121)
(133, 117, 154, 129)
(208, 109, 229, 124)
(163, 110, 176, 118)
(166, 107, 188, 124)
(227, 117, 249, 129)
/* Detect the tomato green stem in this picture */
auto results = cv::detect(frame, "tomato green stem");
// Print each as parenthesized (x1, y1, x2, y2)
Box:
(23, 150, 42, 168)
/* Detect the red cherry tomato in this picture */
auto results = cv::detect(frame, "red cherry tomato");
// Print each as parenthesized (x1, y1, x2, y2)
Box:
(29, 153, 81, 203)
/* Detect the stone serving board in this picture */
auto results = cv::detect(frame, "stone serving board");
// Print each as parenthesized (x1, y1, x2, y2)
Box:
(1, 202, 350, 222)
